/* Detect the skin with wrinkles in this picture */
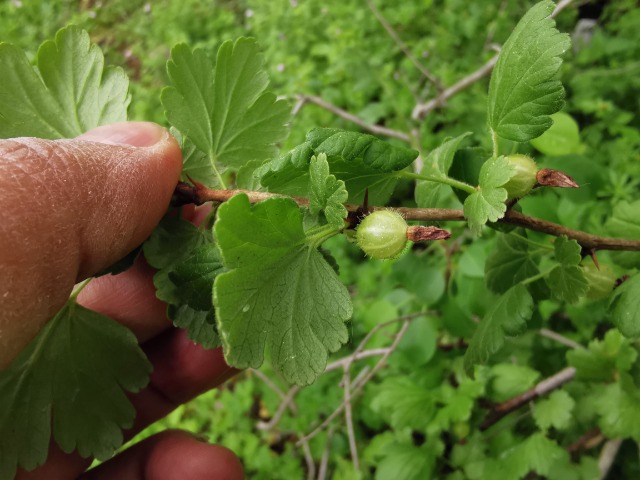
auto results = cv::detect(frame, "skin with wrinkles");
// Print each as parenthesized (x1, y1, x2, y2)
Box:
(0, 123, 182, 368)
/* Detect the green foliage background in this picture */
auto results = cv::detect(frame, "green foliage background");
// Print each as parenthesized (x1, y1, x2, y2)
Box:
(2, 0, 639, 478)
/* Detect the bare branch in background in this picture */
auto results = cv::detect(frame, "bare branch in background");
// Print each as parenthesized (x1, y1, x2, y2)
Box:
(365, 0, 443, 90)
(296, 95, 412, 142)
(412, 0, 575, 120)
(481, 367, 577, 430)
(316, 426, 336, 480)
(598, 439, 623, 480)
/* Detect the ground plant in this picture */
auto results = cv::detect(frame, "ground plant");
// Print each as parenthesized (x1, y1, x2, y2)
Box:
(1, 0, 639, 478)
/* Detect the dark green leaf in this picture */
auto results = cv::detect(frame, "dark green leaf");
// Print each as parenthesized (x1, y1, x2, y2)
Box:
(169, 243, 225, 311)
(0, 300, 150, 477)
(610, 274, 640, 338)
(260, 128, 418, 204)
(169, 305, 220, 349)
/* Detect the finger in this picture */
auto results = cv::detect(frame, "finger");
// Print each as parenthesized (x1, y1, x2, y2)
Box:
(79, 430, 243, 480)
(0, 122, 182, 367)
(76, 257, 171, 342)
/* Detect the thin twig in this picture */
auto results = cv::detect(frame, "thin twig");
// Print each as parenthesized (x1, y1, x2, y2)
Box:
(365, 0, 442, 89)
(299, 437, 316, 480)
(297, 317, 413, 446)
(173, 185, 640, 252)
(256, 385, 301, 431)
(481, 367, 576, 430)
(538, 328, 585, 350)
(598, 438, 623, 480)
(341, 367, 360, 472)
(411, 0, 575, 120)
(412, 55, 499, 120)
(567, 427, 603, 454)
(298, 95, 411, 142)
(250, 368, 298, 414)
(316, 426, 336, 480)
(325, 348, 391, 372)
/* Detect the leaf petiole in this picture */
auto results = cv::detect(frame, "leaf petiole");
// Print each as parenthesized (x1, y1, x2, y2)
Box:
(69, 278, 93, 302)
(305, 224, 342, 248)
(521, 268, 555, 286)
(399, 171, 477, 194)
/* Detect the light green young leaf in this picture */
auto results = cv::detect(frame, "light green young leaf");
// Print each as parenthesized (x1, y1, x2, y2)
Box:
(375, 443, 436, 480)
(260, 128, 418, 204)
(464, 284, 533, 373)
(463, 156, 515, 235)
(489, 364, 540, 402)
(214, 194, 352, 385)
(162, 38, 290, 177)
(567, 329, 637, 381)
(371, 377, 435, 430)
(487, 1, 570, 142)
(0, 25, 129, 139)
(415, 132, 472, 208)
(533, 390, 575, 431)
(610, 274, 640, 338)
(546, 236, 588, 303)
(0, 299, 151, 478)
(530, 112, 583, 156)
(594, 374, 640, 441)
(605, 200, 640, 268)
(308, 153, 348, 228)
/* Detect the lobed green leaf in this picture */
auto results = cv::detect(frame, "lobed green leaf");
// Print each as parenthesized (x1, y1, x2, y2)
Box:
(464, 284, 533, 373)
(162, 38, 290, 183)
(415, 132, 472, 208)
(214, 194, 352, 385)
(487, 1, 570, 142)
(463, 156, 515, 235)
(308, 153, 348, 228)
(0, 300, 151, 478)
(0, 26, 129, 139)
(260, 128, 418, 204)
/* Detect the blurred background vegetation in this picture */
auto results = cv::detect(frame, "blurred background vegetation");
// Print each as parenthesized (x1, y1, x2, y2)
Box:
(2, 0, 639, 478)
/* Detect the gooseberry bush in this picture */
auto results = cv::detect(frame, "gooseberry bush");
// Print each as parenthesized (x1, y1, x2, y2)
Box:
(1, 1, 640, 478)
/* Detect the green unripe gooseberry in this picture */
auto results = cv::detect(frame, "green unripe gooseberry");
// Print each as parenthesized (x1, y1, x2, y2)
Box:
(582, 263, 616, 300)
(356, 210, 408, 259)
(503, 154, 538, 199)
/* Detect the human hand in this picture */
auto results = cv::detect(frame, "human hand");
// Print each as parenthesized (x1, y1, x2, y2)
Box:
(0, 122, 243, 479)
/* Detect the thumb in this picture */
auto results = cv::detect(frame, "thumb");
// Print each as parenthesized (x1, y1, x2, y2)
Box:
(0, 122, 182, 368)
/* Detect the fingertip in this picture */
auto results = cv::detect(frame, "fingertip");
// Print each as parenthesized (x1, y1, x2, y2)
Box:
(80, 430, 244, 480)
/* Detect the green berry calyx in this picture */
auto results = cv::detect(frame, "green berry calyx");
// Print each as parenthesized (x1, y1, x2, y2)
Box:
(503, 154, 538, 199)
(582, 263, 616, 300)
(356, 210, 408, 259)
